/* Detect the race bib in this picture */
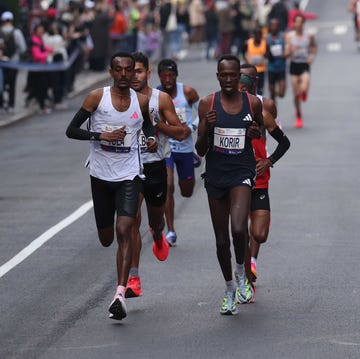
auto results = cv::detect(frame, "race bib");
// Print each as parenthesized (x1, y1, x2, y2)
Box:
(270, 44, 282, 57)
(100, 124, 132, 153)
(213, 127, 246, 155)
(138, 130, 147, 154)
(175, 107, 187, 124)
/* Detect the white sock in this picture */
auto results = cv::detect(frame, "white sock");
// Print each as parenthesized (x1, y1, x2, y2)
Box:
(115, 285, 125, 298)
(225, 280, 236, 292)
(235, 263, 245, 276)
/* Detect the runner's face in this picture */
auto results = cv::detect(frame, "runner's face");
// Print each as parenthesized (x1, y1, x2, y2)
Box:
(217, 60, 240, 94)
(293, 16, 304, 31)
(239, 69, 258, 95)
(131, 62, 149, 92)
(269, 20, 279, 35)
(110, 56, 134, 89)
(159, 70, 177, 93)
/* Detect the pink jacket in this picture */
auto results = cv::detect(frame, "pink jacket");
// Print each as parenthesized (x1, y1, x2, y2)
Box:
(31, 35, 52, 63)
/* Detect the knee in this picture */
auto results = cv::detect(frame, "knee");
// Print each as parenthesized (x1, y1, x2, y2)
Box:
(251, 229, 268, 244)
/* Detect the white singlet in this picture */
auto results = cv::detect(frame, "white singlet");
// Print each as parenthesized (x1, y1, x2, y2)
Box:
(139, 88, 171, 163)
(89, 86, 144, 181)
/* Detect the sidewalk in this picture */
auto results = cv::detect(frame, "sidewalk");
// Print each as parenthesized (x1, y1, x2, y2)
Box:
(0, 68, 109, 128)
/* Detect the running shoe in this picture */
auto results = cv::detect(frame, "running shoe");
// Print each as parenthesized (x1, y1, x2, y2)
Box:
(294, 117, 303, 128)
(109, 294, 127, 320)
(220, 290, 238, 315)
(166, 231, 177, 246)
(251, 260, 257, 279)
(235, 272, 254, 304)
(152, 231, 169, 261)
(249, 283, 256, 304)
(125, 276, 143, 298)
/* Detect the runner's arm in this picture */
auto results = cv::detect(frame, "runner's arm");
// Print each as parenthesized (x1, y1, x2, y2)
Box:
(195, 96, 216, 157)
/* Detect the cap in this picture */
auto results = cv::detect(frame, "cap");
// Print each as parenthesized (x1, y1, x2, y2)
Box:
(158, 59, 178, 76)
(1, 11, 14, 22)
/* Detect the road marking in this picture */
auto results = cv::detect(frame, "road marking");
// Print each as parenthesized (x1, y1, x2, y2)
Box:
(0, 200, 93, 279)
(327, 42, 342, 52)
(333, 25, 348, 35)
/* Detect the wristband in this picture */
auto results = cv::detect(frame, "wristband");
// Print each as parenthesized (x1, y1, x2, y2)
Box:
(147, 136, 157, 142)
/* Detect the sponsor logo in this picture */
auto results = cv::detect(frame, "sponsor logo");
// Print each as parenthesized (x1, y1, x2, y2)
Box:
(243, 113, 252, 122)
(260, 194, 266, 200)
(130, 112, 139, 119)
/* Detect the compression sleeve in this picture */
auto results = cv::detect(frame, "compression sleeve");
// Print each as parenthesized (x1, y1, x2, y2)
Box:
(268, 126, 291, 165)
(66, 108, 101, 141)
(142, 110, 155, 139)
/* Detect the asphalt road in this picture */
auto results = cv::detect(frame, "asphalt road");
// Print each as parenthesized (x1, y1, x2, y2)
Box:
(1, 1, 360, 358)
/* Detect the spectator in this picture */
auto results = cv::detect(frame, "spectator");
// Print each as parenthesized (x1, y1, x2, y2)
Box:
(88, 1, 113, 71)
(43, 20, 68, 110)
(189, 0, 206, 43)
(29, 22, 53, 114)
(216, 0, 235, 56)
(204, 1, 218, 60)
(0, 11, 27, 114)
(267, 0, 289, 32)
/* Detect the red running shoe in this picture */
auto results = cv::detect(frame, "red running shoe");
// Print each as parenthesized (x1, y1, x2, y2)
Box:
(125, 276, 142, 298)
(294, 117, 303, 128)
(152, 231, 169, 261)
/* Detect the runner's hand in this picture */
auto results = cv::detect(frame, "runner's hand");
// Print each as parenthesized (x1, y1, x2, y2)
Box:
(247, 121, 261, 139)
(146, 137, 158, 153)
(205, 110, 216, 129)
(100, 126, 126, 141)
(256, 158, 272, 176)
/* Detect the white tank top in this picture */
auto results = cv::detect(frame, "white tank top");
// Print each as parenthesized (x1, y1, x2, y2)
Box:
(289, 31, 310, 63)
(139, 88, 171, 163)
(89, 86, 143, 181)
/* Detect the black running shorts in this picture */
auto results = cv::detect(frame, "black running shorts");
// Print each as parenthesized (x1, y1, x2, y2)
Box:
(251, 188, 270, 212)
(90, 175, 142, 228)
(142, 159, 167, 207)
(289, 62, 310, 76)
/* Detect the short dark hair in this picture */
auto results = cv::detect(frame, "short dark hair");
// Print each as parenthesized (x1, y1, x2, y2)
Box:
(158, 58, 178, 76)
(132, 51, 149, 70)
(110, 52, 135, 69)
(217, 54, 240, 72)
(240, 63, 257, 72)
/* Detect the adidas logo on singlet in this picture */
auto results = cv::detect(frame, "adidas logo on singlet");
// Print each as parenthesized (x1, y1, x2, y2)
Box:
(243, 114, 252, 122)
(130, 112, 139, 119)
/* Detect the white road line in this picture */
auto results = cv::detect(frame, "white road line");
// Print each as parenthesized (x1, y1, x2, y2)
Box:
(333, 25, 348, 35)
(327, 42, 342, 52)
(0, 200, 93, 279)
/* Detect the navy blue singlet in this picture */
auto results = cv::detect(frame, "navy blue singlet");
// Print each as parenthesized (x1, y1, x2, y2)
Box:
(205, 91, 256, 188)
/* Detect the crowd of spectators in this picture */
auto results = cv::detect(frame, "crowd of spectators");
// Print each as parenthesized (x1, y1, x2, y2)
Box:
(0, 0, 312, 114)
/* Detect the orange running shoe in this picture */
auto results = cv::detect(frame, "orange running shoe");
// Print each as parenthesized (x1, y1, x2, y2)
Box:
(125, 276, 142, 298)
(152, 231, 169, 261)
(294, 117, 303, 128)
(251, 260, 257, 279)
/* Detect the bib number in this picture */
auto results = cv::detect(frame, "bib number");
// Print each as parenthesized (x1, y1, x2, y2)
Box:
(213, 127, 246, 155)
(270, 44, 282, 57)
(100, 124, 132, 153)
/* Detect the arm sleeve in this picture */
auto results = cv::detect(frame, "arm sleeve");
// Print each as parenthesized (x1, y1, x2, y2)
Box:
(142, 110, 155, 139)
(66, 108, 101, 141)
(267, 126, 290, 165)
